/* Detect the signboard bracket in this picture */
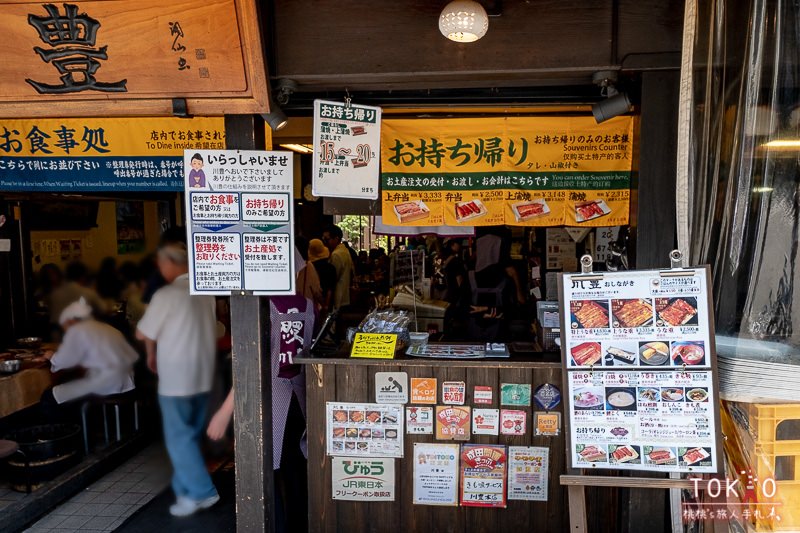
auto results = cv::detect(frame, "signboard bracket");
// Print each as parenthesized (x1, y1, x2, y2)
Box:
(669, 249, 685, 269)
(171, 98, 190, 118)
(580, 254, 593, 274)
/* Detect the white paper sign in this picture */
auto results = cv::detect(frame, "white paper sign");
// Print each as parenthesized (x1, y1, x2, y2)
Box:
(406, 406, 434, 434)
(332, 457, 395, 501)
(184, 150, 295, 296)
(472, 409, 499, 435)
(508, 446, 549, 501)
(326, 402, 404, 458)
(413, 443, 460, 506)
(313, 99, 381, 200)
(594, 226, 621, 263)
(375, 372, 409, 404)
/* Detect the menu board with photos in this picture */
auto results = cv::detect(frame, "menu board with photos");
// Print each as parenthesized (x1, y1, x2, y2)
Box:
(559, 267, 721, 474)
(326, 402, 404, 458)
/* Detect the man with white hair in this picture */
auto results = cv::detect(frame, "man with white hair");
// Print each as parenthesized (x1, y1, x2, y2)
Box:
(39, 297, 138, 414)
(136, 237, 219, 517)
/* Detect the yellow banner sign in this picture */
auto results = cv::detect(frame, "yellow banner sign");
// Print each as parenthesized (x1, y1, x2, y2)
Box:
(350, 333, 398, 359)
(380, 116, 634, 227)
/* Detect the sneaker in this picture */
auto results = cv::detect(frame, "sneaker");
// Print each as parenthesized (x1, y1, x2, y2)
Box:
(169, 494, 220, 517)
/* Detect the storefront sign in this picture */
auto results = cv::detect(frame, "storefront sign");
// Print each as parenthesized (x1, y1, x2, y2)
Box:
(410, 378, 437, 404)
(435, 406, 471, 441)
(533, 383, 562, 410)
(413, 443, 460, 506)
(406, 406, 434, 434)
(0, 1, 269, 117)
(441, 381, 466, 405)
(312, 99, 381, 200)
(508, 446, 549, 502)
(561, 267, 721, 473)
(375, 372, 408, 404)
(184, 149, 294, 296)
(381, 116, 633, 227)
(500, 383, 531, 406)
(473, 385, 493, 405)
(0, 117, 225, 191)
(460, 445, 507, 508)
(534, 412, 561, 436)
(350, 333, 398, 359)
(332, 458, 395, 501)
(472, 408, 500, 436)
(327, 402, 404, 458)
(500, 410, 526, 436)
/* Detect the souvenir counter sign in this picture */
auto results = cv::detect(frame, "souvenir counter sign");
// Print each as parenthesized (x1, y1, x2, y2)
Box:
(184, 149, 295, 296)
(332, 458, 395, 501)
(442, 381, 466, 405)
(375, 372, 408, 404)
(435, 406, 471, 441)
(501, 383, 531, 406)
(350, 333, 398, 359)
(410, 378, 437, 404)
(533, 383, 562, 410)
(508, 446, 549, 502)
(472, 409, 500, 436)
(406, 406, 434, 435)
(312, 99, 381, 200)
(473, 385, 493, 405)
(326, 402, 404, 458)
(560, 266, 722, 474)
(460, 445, 508, 508)
(500, 410, 526, 436)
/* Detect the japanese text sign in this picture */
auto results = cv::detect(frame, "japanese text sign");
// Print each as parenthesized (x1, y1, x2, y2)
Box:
(332, 457, 395, 501)
(0, 117, 225, 191)
(381, 116, 633, 227)
(435, 406, 471, 441)
(313, 99, 381, 200)
(327, 402, 404, 458)
(350, 333, 398, 359)
(460, 444, 507, 508)
(413, 443, 459, 506)
(184, 149, 295, 296)
(508, 446, 549, 501)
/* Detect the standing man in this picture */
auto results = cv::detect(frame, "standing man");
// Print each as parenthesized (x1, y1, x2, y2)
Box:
(136, 238, 219, 517)
(322, 225, 353, 311)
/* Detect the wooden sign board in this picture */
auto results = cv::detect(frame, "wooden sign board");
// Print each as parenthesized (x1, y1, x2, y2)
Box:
(0, 0, 269, 117)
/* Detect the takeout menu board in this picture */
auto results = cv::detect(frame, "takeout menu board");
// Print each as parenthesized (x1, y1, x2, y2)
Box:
(327, 402, 404, 458)
(567, 370, 717, 473)
(563, 269, 712, 369)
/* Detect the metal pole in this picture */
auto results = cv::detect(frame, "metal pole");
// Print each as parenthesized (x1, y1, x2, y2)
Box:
(224, 115, 274, 533)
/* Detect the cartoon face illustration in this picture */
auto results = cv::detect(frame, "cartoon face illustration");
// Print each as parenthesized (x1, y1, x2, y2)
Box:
(191, 157, 203, 170)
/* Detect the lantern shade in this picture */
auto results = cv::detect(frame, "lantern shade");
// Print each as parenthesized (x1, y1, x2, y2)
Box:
(439, 0, 489, 43)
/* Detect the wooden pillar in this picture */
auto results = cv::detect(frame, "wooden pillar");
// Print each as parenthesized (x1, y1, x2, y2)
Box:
(224, 115, 274, 533)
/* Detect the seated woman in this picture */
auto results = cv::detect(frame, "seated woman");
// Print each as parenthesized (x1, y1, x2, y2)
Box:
(39, 298, 139, 419)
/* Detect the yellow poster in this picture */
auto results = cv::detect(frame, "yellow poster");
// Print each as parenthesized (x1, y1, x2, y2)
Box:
(380, 116, 634, 227)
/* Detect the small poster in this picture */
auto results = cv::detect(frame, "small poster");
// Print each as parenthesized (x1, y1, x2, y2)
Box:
(413, 443, 460, 506)
(350, 333, 398, 359)
(332, 457, 395, 501)
(500, 410, 527, 436)
(327, 402, 403, 458)
(313, 99, 381, 200)
(533, 383, 562, 410)
(442, 381, 466, 405)
(435, 405, 471, 441)
(406, 406, 434, 434)
(501, 383, 531, 406)
(411, 378, 437, 404)
(508, 446, 549, 501)
(375, 372, 408, 404)
(474, 385, 493, 405)
(472, 409, 500, 436)
(460, 444, 507, 508)
(534, 412, 561, 436)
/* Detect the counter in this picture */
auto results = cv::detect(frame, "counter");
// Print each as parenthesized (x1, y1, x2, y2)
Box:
(296, 351, 567, 533)
(0, 362, 54, 418)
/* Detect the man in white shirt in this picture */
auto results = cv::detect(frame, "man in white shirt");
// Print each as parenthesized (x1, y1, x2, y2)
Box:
(136, 239, 219, 517)
(39, 298, 138, 416)
(322, 224, 353, 310)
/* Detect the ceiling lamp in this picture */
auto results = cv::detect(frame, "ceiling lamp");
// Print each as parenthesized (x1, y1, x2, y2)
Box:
(439, 0, 489, 43)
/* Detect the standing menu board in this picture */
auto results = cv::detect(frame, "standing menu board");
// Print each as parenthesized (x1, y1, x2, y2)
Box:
(559, 267, 722, 473)
(184, 149, 295, 296)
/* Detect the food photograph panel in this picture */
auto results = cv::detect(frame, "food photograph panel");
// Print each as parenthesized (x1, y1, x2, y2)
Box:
(611, 298, 655, 328)
(570, 299, 610, 330)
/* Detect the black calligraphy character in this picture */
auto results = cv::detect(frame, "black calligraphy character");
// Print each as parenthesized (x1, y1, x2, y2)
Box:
(177, 57, 191, 70)
(168, 21, 186, 52)
(81, 126, 109, 153)
(53, 125, 78, 153)
(0, 127, 23, 154)
(26, 126, 53, 154)
(26, 4, 127, 94)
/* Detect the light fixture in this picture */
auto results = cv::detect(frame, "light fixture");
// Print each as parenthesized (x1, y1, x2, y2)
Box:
(439, 0, 489, 43)
(591, 71, 632, 124)
(262, 106, 288, 131)
(752, 187, 774, 193)
(279, 143, 313, 154)
(760, 139, 800, 149)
